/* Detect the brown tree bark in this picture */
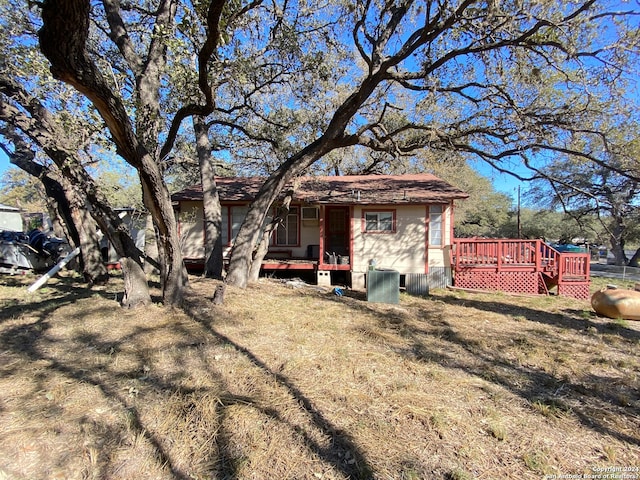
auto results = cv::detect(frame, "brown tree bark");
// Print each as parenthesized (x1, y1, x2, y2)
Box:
(193, 116, 224, 279)
(62, 177, 110, 285)
(0, 78, 149, 301)
(247, 190, 294, 283)
(143, 214, 159, 276)
(226, 139, 349, 288)
(121, 257, 151, 308)
(38, 0, 186, 305)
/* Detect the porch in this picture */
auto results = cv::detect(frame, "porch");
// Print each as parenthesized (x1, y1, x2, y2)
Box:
(451, 238, 591, 300)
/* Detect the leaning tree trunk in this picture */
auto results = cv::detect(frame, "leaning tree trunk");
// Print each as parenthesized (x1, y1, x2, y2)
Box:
(226, 145, 331, 287)
(140, 165, 188, 305)
(59, 169, 151, 306)
(194, 116, 224, 279)
(56, 173, 109, 285)
(247, 191, 294, 283)
(248, 224, 274, 283)
(38, 0, 186, 306)
(226, 183, 283, 288)
(225, 64, 381, 287)
(91, 211, 151, 307)
(0, 127, 109, 284)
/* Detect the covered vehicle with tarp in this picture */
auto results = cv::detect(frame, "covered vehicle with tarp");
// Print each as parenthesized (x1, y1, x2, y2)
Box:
(0, 229, 69, 274)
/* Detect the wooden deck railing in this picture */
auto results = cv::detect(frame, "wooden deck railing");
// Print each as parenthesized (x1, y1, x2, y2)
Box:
(451, 238, 590, 298)
(453, 239, 543, 268)
(452, 238, 589, 280)
(558, 252, 591, 282)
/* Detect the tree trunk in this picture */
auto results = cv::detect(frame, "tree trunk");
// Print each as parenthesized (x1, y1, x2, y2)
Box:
(247, 191, 294, 283)
(194, 116, 224, 279)
(0, 80, 149, 301)
(0, 127, 109, 284)
(89, 209, 151, 306)
(226, 186, 279, 288)
(38, 0, 185, 306)
(139, 163, 187, 305)
(67, 186, 109, 285)
(143, 214, 159, 276)
(226, 149, 326, 287)
(248, 228, 271, 283)
(121, 256, 151, 308)
(607, 223, 628, 266)
(45, 151, 152, 302)
(225, 69, 379, 287)
(628, 248, 640, 268)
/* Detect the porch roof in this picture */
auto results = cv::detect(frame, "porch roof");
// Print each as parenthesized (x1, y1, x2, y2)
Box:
(172, 174, 468, 205)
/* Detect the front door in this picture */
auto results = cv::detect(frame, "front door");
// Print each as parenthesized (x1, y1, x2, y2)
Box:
(325, 206, 350, 257)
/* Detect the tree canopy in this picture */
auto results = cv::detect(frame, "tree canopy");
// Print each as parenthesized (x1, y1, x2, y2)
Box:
(528, 137, 640, 265)
(1, 0, 639, 298)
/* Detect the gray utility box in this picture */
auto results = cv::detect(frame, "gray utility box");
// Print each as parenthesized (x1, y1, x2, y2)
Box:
(367, 269, 400, 304)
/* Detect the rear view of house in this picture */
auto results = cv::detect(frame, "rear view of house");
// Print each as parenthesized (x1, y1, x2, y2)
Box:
(172, 174, 468, 292)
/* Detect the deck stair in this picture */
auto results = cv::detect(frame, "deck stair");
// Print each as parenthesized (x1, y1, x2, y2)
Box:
(451, 239, 590, 300)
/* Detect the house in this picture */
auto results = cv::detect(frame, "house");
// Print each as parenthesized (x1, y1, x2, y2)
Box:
(171, 174, 468, 292)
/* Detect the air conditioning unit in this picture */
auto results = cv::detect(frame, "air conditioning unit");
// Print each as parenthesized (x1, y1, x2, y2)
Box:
(301, 207, 319, 220)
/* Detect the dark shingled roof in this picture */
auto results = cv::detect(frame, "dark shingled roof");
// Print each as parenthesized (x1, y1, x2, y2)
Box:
(172, 174, 468, 205)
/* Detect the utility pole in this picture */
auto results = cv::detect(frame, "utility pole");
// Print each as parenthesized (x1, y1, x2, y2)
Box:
(517, 185, 522, 239)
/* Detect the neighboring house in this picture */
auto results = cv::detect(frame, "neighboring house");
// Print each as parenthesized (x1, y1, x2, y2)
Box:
(171, 174, 468, 291)
(0, 204, 23, 232)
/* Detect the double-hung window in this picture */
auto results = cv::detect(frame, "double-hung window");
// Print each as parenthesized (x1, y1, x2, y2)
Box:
(274, 207, 299, 246)
(363, 210, 395, 233)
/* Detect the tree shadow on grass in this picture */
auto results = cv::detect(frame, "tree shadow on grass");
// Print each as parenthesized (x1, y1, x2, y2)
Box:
(0, 274, 126, 326)
(352, 292, 640, 447)
(436, 293, 640, 342)
(0, 297, 195, 479)
(2, 276, 636, 478)
(0, 277, 375, 479)
(180, 289, 375, 480)
(280, 286, 638, 449)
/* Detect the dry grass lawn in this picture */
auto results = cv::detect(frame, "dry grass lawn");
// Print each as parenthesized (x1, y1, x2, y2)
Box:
(0, 271, 638, 480)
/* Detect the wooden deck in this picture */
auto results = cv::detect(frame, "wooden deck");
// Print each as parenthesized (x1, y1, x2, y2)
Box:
(452, 239, 590, 299)
(261, 258, 318, 270)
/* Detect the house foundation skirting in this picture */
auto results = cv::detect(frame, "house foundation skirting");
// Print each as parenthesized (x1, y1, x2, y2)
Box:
(454, 270, 540, 295)
(557, 282, 590, 300)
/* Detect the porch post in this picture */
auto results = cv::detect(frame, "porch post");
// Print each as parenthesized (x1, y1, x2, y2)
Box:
(318, 205, 325, 267)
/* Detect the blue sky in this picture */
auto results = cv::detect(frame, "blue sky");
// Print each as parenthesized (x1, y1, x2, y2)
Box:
(0, 152, 8, 175)
(0, 0, 633, 206)
(474, 162, 527, 199)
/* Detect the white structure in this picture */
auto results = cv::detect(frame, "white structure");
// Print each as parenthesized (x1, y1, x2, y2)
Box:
(0, 204, 23, 232)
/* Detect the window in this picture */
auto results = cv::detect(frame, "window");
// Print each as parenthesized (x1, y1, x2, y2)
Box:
(363, 210, 395, 233)
(274, 207, 299, 246)
(429, 205, 443, 246)
(222, 206, 248, 245)
(301, 207, 319, 221)
(231, 206, 249, 242)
